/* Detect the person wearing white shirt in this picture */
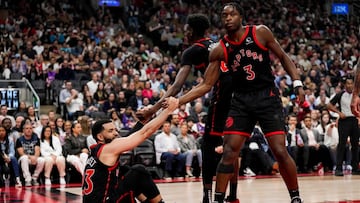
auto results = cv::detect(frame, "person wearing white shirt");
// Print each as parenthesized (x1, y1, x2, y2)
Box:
(154, 121, 186, 179)
(65, 89, 84, 120)
(40, 126, 66, 185)
(86, 73, 99, 97)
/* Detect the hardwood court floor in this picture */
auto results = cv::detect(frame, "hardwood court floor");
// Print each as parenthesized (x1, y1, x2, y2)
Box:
(1, 174, 360, 203)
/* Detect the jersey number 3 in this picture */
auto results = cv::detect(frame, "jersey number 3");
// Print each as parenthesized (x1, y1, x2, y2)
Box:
(83, 169, 95, 195)
(243, 64, 255, 80)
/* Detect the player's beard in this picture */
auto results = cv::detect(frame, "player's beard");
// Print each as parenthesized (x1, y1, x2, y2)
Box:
(104, 137, 114, 144)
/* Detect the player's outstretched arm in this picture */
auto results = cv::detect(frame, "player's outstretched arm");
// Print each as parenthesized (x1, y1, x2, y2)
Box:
(178, 44, 224, 106)
(136, 65, 192, 120)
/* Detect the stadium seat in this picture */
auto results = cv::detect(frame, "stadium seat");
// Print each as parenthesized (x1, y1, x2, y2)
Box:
(134, 139, 163, 178)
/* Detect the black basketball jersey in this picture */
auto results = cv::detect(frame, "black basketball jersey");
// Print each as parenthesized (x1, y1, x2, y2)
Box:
(220, 25, 274, 93)
(82, 143, 120, 203)
(181, 37, 215, 74)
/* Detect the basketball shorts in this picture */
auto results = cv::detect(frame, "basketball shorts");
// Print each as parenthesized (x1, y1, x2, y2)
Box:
(223, 87, 285, 137)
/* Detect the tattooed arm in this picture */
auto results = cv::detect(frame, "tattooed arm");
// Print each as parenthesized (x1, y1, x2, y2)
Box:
(351, 65, 360, 117)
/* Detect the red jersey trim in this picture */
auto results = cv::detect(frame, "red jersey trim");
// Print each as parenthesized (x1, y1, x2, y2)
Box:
(219, 40, 228, 64)
(195, 37, 210, 43)
(264, 131, 284, 137)
(209, 131, 224, 136)
(193, 42, 206, 48)
(252, 26, 268, 51)
(224, 26, 250, 45)
(223, 131, 251, 137)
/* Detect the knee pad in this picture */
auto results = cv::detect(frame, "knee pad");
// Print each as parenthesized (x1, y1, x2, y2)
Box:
(217, 163, 234, 174)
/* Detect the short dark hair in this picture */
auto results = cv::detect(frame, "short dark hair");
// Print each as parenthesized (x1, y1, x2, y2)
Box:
(224, 1, 244, 17)
(186, 13, 210, 37)
(92, 119, 112, 141)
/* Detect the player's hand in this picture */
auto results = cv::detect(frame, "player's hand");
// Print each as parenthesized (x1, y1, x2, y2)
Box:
(165, 97, 179, 112)
(295, 86, 305, 104)
(351, 95, 360, 117)
(136, 106, 153, 123)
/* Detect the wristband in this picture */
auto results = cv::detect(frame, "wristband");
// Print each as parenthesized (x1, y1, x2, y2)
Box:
(293, 80, 303, 88)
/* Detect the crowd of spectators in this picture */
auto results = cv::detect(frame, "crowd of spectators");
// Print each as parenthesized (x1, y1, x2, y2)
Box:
(0, 0, 359, 184)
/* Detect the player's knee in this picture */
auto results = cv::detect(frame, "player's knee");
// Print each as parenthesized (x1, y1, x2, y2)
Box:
(222, 147, 238, 163)
(217, 163, 234, 174)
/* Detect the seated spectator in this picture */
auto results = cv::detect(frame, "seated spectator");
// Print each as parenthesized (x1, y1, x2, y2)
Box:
(300, 115, 332, 172)
(40, 126, 66, 185)
(27, 106, 38, 126)
(63, 123, 88, 176)
(13, 101, 28, 118)
(0, 126, 22, 187)
(102, 92, 119, 113)
(65, 89, 84, 121)
(155, 121, 186, 179)
(93, 82, 108, 110)
(54, 117, 66, 145)
(0, 105, 15, 127)
(121, 106, 138, 130)
(9, 116, 24, 143)
(286, 114, 309, 173)
(110, 110, 123, 133)
(34, 114, 49, 138)
(177, 122, 202, 177)
(16, 121, 45, 186)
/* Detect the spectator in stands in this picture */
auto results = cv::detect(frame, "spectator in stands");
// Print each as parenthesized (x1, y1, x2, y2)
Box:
(286, 114, 309, 173)
(128, 88, 143, 111)
(13, 101, 28, 118)
(170, 113, 180, 136)
(0, 105, 15, 127)
(121, 106, 138, 130)
(0, 126, 22, 187)
(9, 116, 24, 143)
(59, 81, 72, 119)
(54, 117, 66, 144)
(142, 81, 153, 99)
(34, 114, 49, 137)
(300, 115, 332, 172)
(93, 82, 108, 110)
(55, 59, 75, 80)
(102, 92, 119, 113)
(87, 73, 99, 97)
(117, 91, 128, 110)
(177, 122, 202, 177)
(27, 106, 38, 126)
(154, 121, 186, 179)
(40, 126, 66, 185)
(65, 89, 84, 121)
(16, 121, 45, 186)
(63, 122, 88, 176)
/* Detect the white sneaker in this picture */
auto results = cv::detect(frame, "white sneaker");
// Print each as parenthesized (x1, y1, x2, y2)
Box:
(15, 177, 22, 187)
(45, 178, 51, 185)
(243, 167, 256, 177)
(60, 177, 66, 185)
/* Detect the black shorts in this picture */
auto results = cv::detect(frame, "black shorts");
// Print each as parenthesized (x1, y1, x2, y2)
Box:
(205, 73, 233, 136)
(223, 87, 285, 137)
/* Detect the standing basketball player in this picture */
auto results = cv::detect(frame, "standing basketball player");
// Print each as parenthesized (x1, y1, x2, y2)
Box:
(82, 97, 178, 203)
(175, 2, 305, 203)
(137, 14, 238, 203)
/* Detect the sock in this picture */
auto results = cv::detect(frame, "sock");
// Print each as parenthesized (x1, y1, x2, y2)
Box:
(214, 192, 225, 203)
(289, 190, 300, 198)
(228, 182, 237, 201)
(203, 189, 212, 202)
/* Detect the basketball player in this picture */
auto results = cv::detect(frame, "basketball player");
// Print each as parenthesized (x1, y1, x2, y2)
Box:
(174, 2, 305, 203)
(82, 97, 178, 203)
(137, 13, 238, 203)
